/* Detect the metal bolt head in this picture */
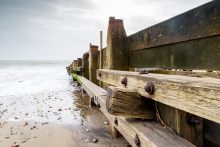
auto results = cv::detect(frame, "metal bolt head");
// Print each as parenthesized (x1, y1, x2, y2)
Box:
(144, 82, 155, 95)
(139, 69, 148, 74)
(121, 77, 127, 86)
(114, 117, 118, 126)
(98, 72, 102, 77)
(187, 115, 200, 125)
(134, 134, 141, 147)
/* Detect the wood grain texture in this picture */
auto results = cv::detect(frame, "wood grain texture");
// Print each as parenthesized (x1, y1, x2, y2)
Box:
(82, 52, 89, 79)
(89, 45, 99, 85)
(129, 35, 220, 70)
(106, 17, 128, 70)
(97, 69, 220, 124)
(106, 86, 155, 119)
(73, 74, 194, 147)
(127, 0, 220, 51)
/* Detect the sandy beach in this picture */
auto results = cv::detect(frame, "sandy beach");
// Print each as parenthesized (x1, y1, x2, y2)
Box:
(0, 63, 128, 147)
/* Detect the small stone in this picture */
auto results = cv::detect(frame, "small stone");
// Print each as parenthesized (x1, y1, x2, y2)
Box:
(92, 138, 98, 143)
(11, 142, 19, 147)
(84, 139, 90, 142)
(24, 122, 28, 126)
(25, 113, 28, 116)
(85, 128, 90, 132)
(30, 126, 36, 130)
(104, 121, 109, 125)
(41, 122, 49, 125)
(58, 108, 62, 111)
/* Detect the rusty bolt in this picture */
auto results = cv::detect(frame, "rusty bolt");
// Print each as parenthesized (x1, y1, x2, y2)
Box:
(139, 69, 148, 74)
(121, 77, 127, 86)
(187, 115, 200, 125)
(144, 82, 155, 95)
(134, 134, 140, 147)
(114, 117, 118, 126)
(98, 72, 102, 77)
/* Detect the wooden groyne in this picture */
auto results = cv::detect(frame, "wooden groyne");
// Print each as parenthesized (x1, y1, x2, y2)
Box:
(67, 1, 220, 146)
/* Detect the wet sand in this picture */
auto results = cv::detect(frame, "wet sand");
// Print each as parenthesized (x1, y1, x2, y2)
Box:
(0, 83, 129, 147)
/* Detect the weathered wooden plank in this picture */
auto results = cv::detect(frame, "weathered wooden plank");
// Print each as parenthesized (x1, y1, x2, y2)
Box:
(127, 0, 220, 51)
(106, 86, 155, 119)
(97, 69, 220, 124)
(129, 35, 220, 70)
(73, 74, 194, 147)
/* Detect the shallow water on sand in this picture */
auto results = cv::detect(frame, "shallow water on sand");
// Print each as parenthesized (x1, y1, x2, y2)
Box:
(0, 61, 128, 147)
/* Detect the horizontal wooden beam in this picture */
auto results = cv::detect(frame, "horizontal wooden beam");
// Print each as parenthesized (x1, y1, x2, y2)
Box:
(97, 69, 220, 124)
(71, 67, 82, 72)
(72, 74, 194, 147)
(127, 1, 219, 51)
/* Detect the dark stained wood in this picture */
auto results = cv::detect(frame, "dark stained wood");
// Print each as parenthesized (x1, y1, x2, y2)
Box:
(89, 44, 99, 85)
(82, 52, 89, 79)
(204, 119, 220, 147)
(127, 0, 220, 51)
(129, 35, 220, 70)
(157, 103, 203, 147)
(106, 17, 128, 70)
(106, 86, 155, 119)
(77, 58, 82, 67)
(73, 60, 77, 67)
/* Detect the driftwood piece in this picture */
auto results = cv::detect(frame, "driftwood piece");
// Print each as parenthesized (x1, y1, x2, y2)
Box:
(106, 86, 155, 119)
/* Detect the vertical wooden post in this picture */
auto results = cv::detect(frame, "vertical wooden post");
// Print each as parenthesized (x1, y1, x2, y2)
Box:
(99, 31, 103, 86)
(73, 60, 77, 67)
(157, 103, 203, 147)
(77, 58, 82, 67)
(105, 16, 129, 137)
(100, 31, 103, 69)
(89, 43, 99, 85)
(106, 17, 128, 70)
(82, 52, 89, 79)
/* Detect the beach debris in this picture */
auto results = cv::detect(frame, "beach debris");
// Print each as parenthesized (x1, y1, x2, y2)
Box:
(58, 108, 62, 111)
(41, 122, 49, 125)
(104, 121, 109, 125)
(53, 112, 59, 115)
(25, 113, 29, 116)
(81, 119, 84, 125)
(57, 116, 62, 120)
(24, 122, 28, 126)
(84, 139, 90, 142)
(11, 142, 19, 147)
(21, 140, 26, 143)
(92, 138, 98, 143)
(85, 128, 90, 132)
(30, 126, 36, 130)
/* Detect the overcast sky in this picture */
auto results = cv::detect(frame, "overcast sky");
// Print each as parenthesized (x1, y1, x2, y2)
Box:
(0, 0, 211, 60)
